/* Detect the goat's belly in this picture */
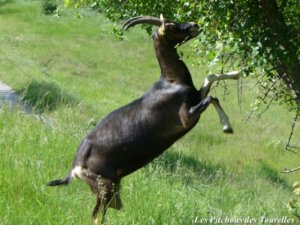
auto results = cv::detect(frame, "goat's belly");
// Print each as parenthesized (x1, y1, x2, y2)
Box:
(84, 130, 185, 179)
(101, 129, 189, 176)
(85, 100, 195, 177)
(114, 144, 174, 177)
(89, 109, 192, 158)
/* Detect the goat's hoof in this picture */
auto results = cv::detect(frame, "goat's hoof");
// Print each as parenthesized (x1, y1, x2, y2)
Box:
(223, 126, 233, 134)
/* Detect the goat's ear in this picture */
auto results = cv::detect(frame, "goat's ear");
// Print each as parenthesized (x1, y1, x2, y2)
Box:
(160, 14, 164, 23)
(158, 14, 165, 36)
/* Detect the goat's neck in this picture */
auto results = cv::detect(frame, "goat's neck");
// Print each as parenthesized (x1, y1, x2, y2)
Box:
(153, 35, 195, 87)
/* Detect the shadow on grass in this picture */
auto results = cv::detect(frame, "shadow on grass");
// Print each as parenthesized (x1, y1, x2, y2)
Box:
(0, 0, 17, 14)
(151, 149, 226, 184)
(17, 79, 78, 113)
(259, 163, 292, 190)
(0, 0, 12, 8)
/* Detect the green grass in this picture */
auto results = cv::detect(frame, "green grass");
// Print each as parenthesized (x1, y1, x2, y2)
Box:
(1, 1, 300, 224)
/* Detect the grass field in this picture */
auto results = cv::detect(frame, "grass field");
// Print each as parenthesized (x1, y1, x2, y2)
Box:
(1, 1, 300, 224)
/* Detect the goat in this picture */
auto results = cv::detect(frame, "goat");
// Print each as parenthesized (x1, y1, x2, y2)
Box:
(47, 15, 240, 224)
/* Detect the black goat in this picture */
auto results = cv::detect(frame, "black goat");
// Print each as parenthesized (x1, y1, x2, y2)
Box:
(47, 15, 240, 224)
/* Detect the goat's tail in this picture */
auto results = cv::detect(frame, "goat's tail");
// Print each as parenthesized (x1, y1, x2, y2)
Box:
(47, 174, 72, 186)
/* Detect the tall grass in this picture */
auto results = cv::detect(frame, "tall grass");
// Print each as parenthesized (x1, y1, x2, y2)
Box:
(0, 1, 300, 224)
(17, 79, 78, 112)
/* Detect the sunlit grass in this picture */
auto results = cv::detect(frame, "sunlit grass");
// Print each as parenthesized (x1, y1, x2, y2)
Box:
(0, 1, 300, 224)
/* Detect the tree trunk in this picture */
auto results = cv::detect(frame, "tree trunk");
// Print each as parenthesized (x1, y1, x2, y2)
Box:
(260, 0, 300, 102)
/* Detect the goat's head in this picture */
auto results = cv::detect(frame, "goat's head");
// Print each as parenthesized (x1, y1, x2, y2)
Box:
(123, 15, 200, 46)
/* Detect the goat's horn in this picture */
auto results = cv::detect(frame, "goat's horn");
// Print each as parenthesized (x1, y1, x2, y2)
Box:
(159, 14, 165, 35)
(123, 16, 162, 31)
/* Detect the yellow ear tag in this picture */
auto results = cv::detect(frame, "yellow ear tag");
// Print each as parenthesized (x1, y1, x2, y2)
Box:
(158, 26, 165, 36)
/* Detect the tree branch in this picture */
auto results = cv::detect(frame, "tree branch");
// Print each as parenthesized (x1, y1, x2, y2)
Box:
(286, 106, 300, 151)
(246, 77, 278, 122)
(281, 166, 300, 173)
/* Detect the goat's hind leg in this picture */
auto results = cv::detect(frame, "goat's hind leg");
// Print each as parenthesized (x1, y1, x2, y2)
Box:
(189, 96, 234, 133)
(74, 170, 104, 224)
(83, 175, 108, 225)
(92, 195, 104, 225)
(93, 178, 122, 225)
(84, 173, 122, 224)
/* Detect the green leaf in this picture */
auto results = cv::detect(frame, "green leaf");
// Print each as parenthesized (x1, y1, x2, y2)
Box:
(64, 0, 71, 7)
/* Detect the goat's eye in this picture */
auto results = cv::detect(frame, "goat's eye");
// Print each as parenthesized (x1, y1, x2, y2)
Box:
(165, 23, 176, 31)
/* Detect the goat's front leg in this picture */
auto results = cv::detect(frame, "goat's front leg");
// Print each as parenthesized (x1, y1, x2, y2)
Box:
(181, 96, 233, 133)
(200, 71, 240, 99)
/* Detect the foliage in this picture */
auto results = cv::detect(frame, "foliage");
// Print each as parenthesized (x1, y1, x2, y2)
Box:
(66, 0, 300, 109)
(289, 182, 300, 221)
(42, 0, 57, 15)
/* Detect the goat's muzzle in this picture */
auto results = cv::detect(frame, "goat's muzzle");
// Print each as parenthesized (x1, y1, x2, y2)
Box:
(188, 22, 200, 37)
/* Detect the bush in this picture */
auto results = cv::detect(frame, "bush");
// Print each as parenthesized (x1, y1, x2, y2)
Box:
(42, 0, 57, 15)
(17, 80, 78, 113)
(0, 0, 13, 8)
